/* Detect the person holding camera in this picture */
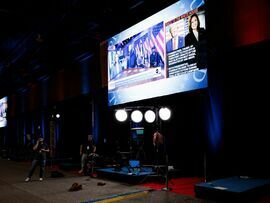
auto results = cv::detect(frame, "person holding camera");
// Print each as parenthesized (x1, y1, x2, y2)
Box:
(25, 137, 50, 182)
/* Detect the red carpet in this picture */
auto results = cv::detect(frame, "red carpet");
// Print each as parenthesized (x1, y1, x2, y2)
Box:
(141, 177, 205, 197)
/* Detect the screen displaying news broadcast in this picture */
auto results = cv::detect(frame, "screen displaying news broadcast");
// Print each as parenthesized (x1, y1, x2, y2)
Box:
(108, 0, 207, 106)
(0, 96, 7, 128)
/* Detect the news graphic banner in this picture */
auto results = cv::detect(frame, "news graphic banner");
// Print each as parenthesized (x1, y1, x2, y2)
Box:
(107, 0, 207, 106)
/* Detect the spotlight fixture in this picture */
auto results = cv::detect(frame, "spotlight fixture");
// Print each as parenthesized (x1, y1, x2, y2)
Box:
(131, 110, 143, 123)
(56, 114, 60, 118)
(115, 109, 128, 122)
(144, 110, 156, 123)
(159, 107, 171, 121)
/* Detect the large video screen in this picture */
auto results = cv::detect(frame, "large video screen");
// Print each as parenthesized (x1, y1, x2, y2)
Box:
(0, 96, 8, 128)
(108, 0, 207, 106)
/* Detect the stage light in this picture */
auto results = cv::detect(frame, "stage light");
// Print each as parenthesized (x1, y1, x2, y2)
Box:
(56, 114, 60, 118)
(115, 109, 128, 122)
(144, 110, 156, 123)
(159, 107, 171, 121)
(131, 110, 143, 123)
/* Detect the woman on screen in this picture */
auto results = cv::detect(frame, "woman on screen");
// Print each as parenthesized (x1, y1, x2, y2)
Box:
(184, 13, 207, 69)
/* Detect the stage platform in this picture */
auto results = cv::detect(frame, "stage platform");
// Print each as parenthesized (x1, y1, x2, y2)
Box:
(195, 176, 270, 201)
(96, 166, 156, 183)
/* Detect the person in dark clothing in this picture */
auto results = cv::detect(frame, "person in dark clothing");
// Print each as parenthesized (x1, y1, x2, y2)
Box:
(185, 13, 206, 46)
(152, 130, 165, 165)
(150, 46, 163, 68)
(25, 137, 50, 181)
(184, 13, 207, 69)
(78, 134, 96, 174)
(128, 43, 137, 68)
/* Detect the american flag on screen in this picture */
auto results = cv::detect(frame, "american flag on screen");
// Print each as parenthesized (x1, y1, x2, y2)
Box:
(149, 22, 165, 61)
(143, 37, 151, 53)
(135, 34, 148, 53)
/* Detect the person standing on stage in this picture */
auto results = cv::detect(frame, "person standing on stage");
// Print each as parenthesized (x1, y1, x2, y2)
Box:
(152, 130, 165, 165)
(25, 137, 50, 182)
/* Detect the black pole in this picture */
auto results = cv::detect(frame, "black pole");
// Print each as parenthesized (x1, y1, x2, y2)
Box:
(162, 153, 171, 191)
(204, 152, 207, 182)
(161, 118, 171, 191)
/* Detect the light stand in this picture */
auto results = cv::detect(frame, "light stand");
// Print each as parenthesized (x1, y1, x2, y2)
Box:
(154, 107, 172, 191)
(161, 134, 171, 191)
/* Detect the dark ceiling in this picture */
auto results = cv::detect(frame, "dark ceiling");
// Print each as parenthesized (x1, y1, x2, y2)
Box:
(0, 0, 175, 96)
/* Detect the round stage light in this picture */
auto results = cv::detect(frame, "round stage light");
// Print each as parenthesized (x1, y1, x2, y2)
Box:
(115, 109, 128, 122)
(56, 114, 60, 118)
(159, 107, 171, 121)
(144, 110, 156, 123)
(131, 110, 143, 123)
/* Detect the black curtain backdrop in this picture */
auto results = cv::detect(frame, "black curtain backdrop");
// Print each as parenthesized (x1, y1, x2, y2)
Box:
(57, 95, 92, 162)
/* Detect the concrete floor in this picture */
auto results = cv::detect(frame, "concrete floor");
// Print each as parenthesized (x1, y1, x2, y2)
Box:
(0, 158, 220, 203)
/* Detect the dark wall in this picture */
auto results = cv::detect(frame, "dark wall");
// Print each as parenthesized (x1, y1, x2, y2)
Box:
(203, 0, 270, 179)
(0, 55, 97, 161)
(223, 40, 270, 177)
(56, 95, 92, 161)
